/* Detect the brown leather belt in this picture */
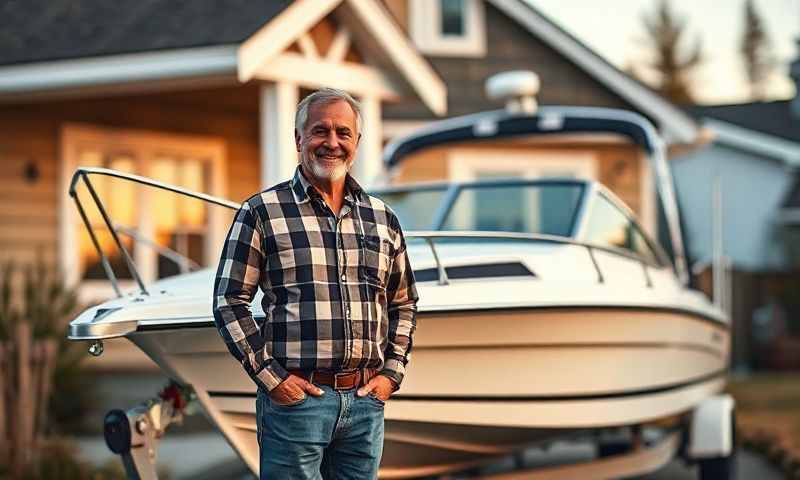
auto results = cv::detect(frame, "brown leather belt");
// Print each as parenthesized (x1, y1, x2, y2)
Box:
(289, 369, 375, 391)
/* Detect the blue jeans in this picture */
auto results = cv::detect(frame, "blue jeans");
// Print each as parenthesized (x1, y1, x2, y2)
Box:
(256, 384, 385, 479)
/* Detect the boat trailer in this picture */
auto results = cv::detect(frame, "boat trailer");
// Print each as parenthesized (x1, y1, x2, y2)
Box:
(102, 382, 195, 480)
(101, 387, 734, 480)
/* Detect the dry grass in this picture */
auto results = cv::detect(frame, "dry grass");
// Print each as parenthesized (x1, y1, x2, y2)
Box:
(727, 373, 800, 473)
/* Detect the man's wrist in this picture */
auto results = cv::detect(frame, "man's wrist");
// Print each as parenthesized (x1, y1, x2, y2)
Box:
(377, 371, 402, 391)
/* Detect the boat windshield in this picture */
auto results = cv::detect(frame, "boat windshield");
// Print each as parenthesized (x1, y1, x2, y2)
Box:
(373, 182, 584, 237)
(441, 183, 584, 237)
(372, 186, 449, 230)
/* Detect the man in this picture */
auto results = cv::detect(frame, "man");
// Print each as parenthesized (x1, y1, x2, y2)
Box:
(213, 88, 418, 479)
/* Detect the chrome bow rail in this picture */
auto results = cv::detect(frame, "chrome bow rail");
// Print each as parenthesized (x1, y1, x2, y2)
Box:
(69, 168, 662, 297)
(69, 167, 239, 297)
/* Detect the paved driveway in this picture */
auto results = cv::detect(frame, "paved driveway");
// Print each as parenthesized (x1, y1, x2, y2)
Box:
(637, 449, 782, 479)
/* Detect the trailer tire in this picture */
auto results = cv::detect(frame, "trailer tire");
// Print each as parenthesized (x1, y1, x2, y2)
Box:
(699, 455, 734, 480)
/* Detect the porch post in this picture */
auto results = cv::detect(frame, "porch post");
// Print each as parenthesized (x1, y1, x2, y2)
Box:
(260, 81, 299, 188)
(355, 94, 382, 187)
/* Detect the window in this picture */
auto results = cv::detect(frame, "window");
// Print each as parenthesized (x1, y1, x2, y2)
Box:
(371, 186, 448, 230)
(583, 193, 660, 264)
(440, 0, 465, 36)
(60, 125, 227, 294)
(410, 0, 486, 57)
(441, 183, 584, 237)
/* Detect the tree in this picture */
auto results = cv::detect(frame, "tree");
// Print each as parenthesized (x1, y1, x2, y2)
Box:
(740, 0, 774, 100)
(635, 0, 703, 105)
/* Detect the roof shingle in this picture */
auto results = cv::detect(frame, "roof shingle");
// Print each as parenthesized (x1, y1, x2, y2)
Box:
(0, 0, 292, 66)
(690, 100, 800, 144)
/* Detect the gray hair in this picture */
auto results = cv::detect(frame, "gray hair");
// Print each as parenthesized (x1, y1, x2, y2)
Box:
(294, 88, 362, 136)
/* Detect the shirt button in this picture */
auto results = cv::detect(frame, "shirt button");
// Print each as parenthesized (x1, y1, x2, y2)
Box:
(341, 274, 346, 281)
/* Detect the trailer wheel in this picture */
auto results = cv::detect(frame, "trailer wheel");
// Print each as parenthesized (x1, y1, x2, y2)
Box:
(698, 455, 734, 480)
(698, 410, 737, 480)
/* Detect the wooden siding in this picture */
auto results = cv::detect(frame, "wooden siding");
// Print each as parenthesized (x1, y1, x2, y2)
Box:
(383, 2, 635, 119)
(0, 85, 263, 270)
(391, 140, 643, 216)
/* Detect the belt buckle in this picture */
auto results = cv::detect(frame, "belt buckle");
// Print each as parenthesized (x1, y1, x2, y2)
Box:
(333, 371, 354, 390)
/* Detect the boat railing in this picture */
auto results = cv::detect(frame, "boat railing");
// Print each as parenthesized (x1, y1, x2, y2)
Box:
(69, 167, 239, 298)
(404, 230, 659, 287)
(113, 223, 202, 273)
(69, 167, 659, 298)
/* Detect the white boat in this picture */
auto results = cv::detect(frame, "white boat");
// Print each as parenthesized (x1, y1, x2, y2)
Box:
(67, 90, 734, 479)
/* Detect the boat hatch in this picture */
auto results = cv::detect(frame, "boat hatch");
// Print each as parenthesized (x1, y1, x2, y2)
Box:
(414, 262, 534, 283)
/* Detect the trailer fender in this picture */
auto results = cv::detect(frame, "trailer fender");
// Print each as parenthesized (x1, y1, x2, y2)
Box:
(687, 393, 735, 459)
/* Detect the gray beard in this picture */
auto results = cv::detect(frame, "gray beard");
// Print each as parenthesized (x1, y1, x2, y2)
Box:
(303, 156, 350, 182)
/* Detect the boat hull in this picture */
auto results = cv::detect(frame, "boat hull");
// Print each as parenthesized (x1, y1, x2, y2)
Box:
(127, 306, 729, 478)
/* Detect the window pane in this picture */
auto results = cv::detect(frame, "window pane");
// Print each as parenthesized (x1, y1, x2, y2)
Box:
(441, 183, 583, 237)
(630, 225, 660, 264)
(157, 232, 204, 278)
(151, 156, 210, 279)
(372, 188, 448, 230)
(108, 155, 136, 226)
(78, 151, 137, 280)
(583, 194, 659, 263)
(583, 195, 629, 249)
(440, 0, 465, 36)
(179, 160, 207, 225)
(81, 231, 135, 280)
(151, 159, 178, 231)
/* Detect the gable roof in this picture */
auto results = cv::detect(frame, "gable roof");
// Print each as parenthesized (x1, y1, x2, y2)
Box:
(488, 0, 699, 145)
(0, 0, 292, 66)
(0, 0, 446, 114)
(690, 101, 800, 144)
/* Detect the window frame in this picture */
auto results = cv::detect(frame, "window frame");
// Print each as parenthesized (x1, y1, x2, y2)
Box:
(409, 0, 486, 57)
(578, 187, 669, 268)
(59, 123, 227, 301)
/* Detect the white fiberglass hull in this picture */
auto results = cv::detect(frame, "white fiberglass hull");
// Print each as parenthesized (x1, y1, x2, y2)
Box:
(126, 305, 728, 478)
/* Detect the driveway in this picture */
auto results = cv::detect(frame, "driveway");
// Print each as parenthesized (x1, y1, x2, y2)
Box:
(638, 448, 782, 479)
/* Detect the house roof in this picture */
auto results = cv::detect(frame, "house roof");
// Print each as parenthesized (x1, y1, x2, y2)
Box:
(0, 0, 446, 115)
(0, 0, 292, 66)
(690, 101, 800, 144)
(489, 0, 699, 145)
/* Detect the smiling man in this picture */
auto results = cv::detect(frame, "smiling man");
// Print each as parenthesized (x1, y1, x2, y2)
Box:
(213, 88, 418, 479)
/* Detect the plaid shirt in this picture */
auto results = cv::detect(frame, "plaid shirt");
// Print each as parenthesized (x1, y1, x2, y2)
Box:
(213, 166, 418, 392)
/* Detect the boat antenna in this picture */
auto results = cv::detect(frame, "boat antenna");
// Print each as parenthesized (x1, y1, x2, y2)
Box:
(485, 71, 540, 114)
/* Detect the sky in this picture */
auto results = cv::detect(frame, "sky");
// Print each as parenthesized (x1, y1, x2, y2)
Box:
(526, 0, 799, 105)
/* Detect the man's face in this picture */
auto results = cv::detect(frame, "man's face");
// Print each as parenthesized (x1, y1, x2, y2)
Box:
(295, 99, 360, 183)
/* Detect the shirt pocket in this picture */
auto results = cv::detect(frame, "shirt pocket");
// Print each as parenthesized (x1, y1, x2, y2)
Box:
(359, 234, 391, 290)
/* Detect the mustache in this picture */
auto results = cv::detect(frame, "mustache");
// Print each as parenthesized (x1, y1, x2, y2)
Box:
(314, 147, 345, 157)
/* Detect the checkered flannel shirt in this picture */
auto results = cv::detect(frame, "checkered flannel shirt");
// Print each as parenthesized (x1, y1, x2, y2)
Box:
(213, 166, 418, 392)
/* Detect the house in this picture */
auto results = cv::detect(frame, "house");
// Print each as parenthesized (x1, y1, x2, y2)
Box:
(671, 42, 800, 368)
(0, 0, 704, 369)
(0, 0, 446, 301)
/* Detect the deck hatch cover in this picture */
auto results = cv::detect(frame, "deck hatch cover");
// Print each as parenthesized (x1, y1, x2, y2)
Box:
(414, 262, 534, 282)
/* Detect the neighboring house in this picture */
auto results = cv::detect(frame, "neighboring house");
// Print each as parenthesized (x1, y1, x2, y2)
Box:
(672, 45, 800, 368)
(379, 0, 704, 264)
(0, 0, 704, 367)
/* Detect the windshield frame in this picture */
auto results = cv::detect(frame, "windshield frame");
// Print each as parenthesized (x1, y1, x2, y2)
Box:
(372, 178, 590, 238)
(575, 182, 672, 268)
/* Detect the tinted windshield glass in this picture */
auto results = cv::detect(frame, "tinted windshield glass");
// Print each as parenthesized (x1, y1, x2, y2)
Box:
(441, 183, 584, 237)
(372, 187, 448, 230)
(583, 193, 661, 264)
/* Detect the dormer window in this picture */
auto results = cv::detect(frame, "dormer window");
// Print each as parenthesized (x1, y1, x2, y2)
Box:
(441, 0, 466, 36)
(410, 0, 486, 57)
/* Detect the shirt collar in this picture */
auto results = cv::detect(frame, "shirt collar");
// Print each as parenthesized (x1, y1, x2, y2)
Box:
(290, 165, 366, 205)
